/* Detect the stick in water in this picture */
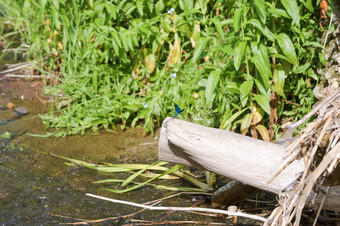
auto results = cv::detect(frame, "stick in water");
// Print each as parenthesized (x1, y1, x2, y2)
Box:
(86, 193, 267, 222)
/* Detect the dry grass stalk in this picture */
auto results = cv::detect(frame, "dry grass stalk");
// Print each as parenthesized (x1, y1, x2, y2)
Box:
(266, 88, 340, 225)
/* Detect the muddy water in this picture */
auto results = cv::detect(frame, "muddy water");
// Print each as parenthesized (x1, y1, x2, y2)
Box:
(0, 83, 225, 224)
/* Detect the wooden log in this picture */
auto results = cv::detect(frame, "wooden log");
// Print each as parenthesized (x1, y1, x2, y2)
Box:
(158, 117, 305, 195)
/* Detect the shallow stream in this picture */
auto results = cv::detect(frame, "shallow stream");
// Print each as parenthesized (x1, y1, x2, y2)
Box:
(0, 79, 230, 224)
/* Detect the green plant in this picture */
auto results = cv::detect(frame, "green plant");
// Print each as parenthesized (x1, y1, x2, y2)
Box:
(52, 153, 211, 193)
(0, 0, 328, 138)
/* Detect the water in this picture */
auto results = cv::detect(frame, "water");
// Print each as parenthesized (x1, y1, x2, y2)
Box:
(0, 80, 228, 224)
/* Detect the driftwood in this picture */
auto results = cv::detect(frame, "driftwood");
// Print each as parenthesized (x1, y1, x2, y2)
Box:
(159, 117, 305, 194)
(159, 89, 340, 224)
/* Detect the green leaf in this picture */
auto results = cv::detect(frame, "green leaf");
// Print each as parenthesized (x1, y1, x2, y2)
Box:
(191, 21, 201, 47)
(40, 0, 48, 15)
(233, 8, 242, 32)
(254, 94, 270, 115)
(125, 4, 136, 16)
(191, 37, 209, 63)
(254, 78, 269, 98)
(234, 41, 247, 71)
(155, 0, 164, 13)
(301, 0, 314, 13)
(146, 0, 154, 13)
(121, 161, 163, 187)
(280, 0, 300, 25)
(206, 70, 221, 108)
(303, 41, 323, 48)
(247, 19, 274, 41)
(307, 68, 318, 80)
(225, 82, 240, 94)
(211, 18, 223, 39)
(107, 3, 117, 19)
(267, 6, 290, 18)
(292, 62, 310, 74)
(92, 72, 98, 91)
(254, 0, 266, 23)
(271, 85, 286, 99)
(241, 113, 252, 135)
(104, 164, 185, 193)
(136, 0, 143, 16)
(179, 0, 193, 11)
(220, 18, 233, 26)
(240, 80, 253, 107)
(51, 0, 59, 10)
(276, 33, 298, 66)
(251, 47, 271, 91)
(269, 53, 291, 63)
(220, 107, 249, 130)
(273, 64, 286, 90)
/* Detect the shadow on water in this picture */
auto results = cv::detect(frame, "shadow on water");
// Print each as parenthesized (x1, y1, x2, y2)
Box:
(0, 81, 226, 224)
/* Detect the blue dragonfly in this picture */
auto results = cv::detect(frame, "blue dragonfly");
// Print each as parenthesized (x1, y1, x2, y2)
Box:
(173, 104, 186, 117)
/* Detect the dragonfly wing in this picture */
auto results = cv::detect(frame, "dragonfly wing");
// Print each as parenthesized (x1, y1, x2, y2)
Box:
(175, 104, 181, 113)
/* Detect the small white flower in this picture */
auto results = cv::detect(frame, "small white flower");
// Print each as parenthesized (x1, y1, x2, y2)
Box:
(170, 73, 177, 78)
(142, 101, 148, 108)
(168, 8, 175, 14)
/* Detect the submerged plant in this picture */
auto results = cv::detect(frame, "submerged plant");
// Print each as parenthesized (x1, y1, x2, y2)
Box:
(52, 154, 211, 193)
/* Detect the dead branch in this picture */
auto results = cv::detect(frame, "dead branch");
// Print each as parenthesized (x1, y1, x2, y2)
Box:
(86, 193, 267, 222)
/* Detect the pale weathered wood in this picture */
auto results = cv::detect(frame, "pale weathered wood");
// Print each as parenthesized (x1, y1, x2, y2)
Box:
(308, 186, 340, 211)
(158, 117, 305, 194)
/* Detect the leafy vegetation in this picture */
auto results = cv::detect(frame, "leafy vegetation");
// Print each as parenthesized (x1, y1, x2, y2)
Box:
(52, 154, 212, 193)
(0, 0, 331, 138)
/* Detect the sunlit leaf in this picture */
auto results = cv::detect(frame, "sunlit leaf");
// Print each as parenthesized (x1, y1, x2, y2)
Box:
(240, 79, 253, 107)
(241, 113, 252, 135)
(247, 19, 274, 41)
(251, 105, 263, 125)
(255, 124, 270, 142)
(254, 0, 266, 23)
(206, 70, 221, 108)
(102, 164, 185, 193)
(280, 0, 300, 25)
(220, 107, 249, 130)
(254, 94, 270, 115)
(145, 53, 156, 73)
(307, 68, 318, 80)
(233, 8, 242, 32)
(251, 55, 270, 90)
(191, 37, 208, 63)
(169, 33, 181, 65)
(121, 161, 163, 187)
(276, 33, 298, 66)
(191, 21, 200, 47)
(273, 64, 286, 90)
(234, 41, 247, 71)
(266, 5, 290, 18)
